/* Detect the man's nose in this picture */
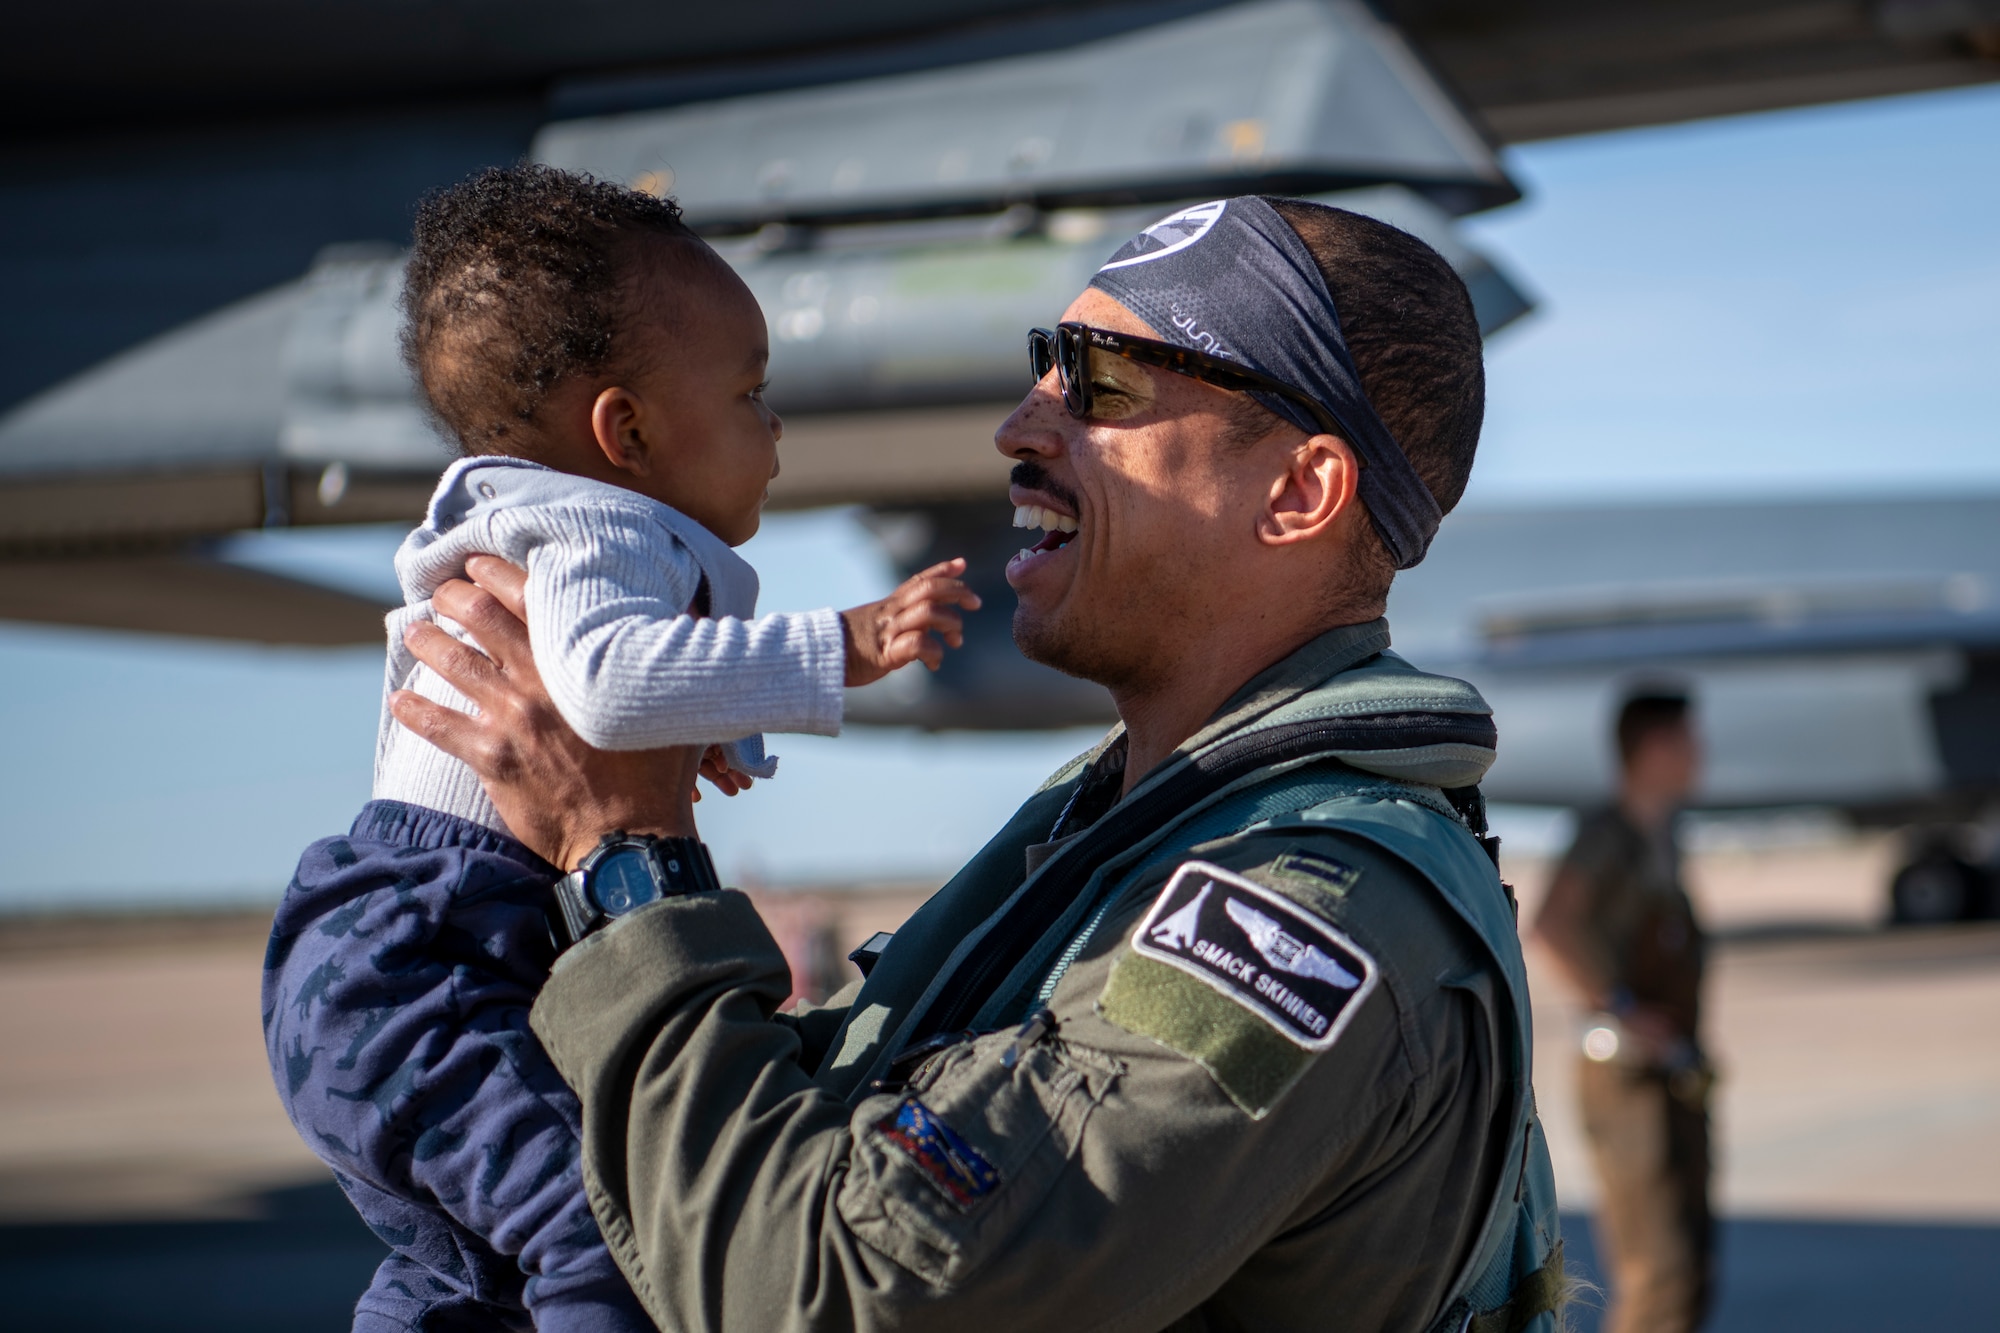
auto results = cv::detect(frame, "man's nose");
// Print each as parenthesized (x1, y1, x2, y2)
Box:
(995, 377, 1071, 461)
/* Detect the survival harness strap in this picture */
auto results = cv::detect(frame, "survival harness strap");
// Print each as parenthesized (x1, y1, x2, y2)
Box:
(1429, 1243, 1567, 1333)
(903, 709, 1497, 1044)
(902, 705, 1562, 1333)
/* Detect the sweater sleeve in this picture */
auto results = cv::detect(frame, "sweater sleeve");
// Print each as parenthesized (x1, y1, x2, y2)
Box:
(520, 507, 847, 751)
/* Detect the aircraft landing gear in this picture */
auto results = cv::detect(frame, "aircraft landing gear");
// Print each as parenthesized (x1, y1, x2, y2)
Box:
(1887, 841, 1997, 926)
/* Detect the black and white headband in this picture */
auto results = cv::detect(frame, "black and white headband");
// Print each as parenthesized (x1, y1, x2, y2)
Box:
(1089, 196, 1444, 569)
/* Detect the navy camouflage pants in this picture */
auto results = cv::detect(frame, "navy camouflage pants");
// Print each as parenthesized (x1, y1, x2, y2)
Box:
(263, 800, 650, 1333)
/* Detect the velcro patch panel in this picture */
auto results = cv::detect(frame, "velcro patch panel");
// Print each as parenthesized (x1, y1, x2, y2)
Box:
(1128, 861, 1378, 1051)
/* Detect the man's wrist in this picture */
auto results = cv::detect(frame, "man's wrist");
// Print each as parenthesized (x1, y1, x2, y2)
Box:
(551, 831, 722, 949)
(558, 823, 693, 873)
(553, 797, 700, 872)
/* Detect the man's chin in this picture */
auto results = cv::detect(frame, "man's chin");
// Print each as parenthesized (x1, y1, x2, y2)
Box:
(1014, 606, 1119, 687)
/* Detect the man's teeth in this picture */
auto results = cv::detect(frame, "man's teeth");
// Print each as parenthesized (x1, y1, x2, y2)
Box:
(1010, 504, 1079, 534)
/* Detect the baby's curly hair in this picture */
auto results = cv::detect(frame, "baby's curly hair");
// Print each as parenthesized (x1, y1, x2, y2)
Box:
(401, 164, 703, 455)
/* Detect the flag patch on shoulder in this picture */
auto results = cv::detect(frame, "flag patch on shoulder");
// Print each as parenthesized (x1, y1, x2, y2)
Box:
(877, 1097, 1000, 1209)
(1130, 861, 1377, 1051)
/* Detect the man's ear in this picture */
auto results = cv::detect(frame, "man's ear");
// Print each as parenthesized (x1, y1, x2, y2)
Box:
(1257, 434, 1358, 546)
(590, 386, 654, 477)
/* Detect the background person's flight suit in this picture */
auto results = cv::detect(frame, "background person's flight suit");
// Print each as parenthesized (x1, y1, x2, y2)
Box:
(526, 622, 1563, 1332)
(1561, 807, 1712, 1333)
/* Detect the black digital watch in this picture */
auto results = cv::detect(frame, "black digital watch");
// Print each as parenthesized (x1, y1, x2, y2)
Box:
(550, 831, 721, 949)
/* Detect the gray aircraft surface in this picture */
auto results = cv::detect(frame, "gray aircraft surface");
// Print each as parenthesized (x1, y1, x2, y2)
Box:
(2, 0, 1997, 917)
(1398, 495, 2000, 924)
(0, 0, 1531, 641)
(7, 0, 1996, 447)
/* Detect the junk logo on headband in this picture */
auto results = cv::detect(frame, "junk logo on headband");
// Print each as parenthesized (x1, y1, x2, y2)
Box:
(1087, 195, 1445, 569)
(1099, 200, 1227, 271)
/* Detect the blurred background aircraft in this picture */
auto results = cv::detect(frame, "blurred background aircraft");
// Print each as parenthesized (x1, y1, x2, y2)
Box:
(4, 0, 1998, 919)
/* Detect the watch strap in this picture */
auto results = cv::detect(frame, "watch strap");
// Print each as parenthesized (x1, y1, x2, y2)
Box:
(548, 835, 722, 951)
(552, 868, 599, 947)
(653, 836, 723, 896)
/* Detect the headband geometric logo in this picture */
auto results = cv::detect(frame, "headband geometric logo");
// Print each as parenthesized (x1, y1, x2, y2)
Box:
(1099, 199, 1228, 271)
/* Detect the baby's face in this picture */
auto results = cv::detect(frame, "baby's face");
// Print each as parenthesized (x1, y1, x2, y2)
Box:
(618, 257, 781, 546)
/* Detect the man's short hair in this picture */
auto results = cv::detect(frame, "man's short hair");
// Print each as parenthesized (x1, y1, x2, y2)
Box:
(1616, 690, 1693, 765)
(400, 164, 702, 455)
(1248, 198, 1486, 598)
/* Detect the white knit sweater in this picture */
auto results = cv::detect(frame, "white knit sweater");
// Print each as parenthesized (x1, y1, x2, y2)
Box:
(373, 457, 846, 834)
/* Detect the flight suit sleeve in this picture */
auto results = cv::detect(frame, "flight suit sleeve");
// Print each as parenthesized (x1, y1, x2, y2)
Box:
(529, 850, 1473, 1333)
(776, 978, 862, 1075)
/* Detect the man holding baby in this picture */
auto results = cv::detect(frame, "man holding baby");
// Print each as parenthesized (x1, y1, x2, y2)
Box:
(279, 170, 1562, 1333)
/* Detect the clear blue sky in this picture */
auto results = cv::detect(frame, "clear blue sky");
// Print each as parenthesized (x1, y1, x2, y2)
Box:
(1462, 82, 2000, 501)
(3, 83, 1995, 909)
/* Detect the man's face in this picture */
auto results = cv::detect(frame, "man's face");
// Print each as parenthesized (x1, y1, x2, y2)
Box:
(620, 255, 781, 546)
(994, 289, 1294, 692)
(1627, 720, 1701, 806)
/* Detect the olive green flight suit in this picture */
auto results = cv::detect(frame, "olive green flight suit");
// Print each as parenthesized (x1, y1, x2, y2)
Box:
(530, 621, 1561, 1332)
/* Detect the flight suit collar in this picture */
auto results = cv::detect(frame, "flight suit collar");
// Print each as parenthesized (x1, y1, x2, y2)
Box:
(1155, 617, 1395, 771)
(1044, 618, 1394, 813)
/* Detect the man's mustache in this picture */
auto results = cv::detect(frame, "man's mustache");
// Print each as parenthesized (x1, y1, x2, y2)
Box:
(1010, 461, 1081, 514)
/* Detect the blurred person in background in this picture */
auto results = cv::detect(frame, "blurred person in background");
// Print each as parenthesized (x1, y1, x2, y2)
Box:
(1535, 690, 1713, 1333)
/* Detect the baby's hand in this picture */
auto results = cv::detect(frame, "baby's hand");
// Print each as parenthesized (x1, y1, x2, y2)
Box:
(841, 558, 982, 687)
(693, 744, 755, 801)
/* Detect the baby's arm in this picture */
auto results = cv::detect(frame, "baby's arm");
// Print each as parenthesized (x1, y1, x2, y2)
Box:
(652, 559, 987, 800)
(527, 516, 982, 752)
(696, 557, 984, 794)
(525, 512, 848, 750)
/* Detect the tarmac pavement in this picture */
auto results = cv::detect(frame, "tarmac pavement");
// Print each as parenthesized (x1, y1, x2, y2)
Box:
(2, 839, 1995, 1330)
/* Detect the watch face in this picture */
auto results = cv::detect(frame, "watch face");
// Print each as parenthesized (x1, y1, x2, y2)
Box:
(589, 847, 660, 916)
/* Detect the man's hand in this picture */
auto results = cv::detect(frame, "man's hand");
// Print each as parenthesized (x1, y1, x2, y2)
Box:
(840, 558, 982, 687)
(1618, 1004, 1685, 1066)
(389, 555, 702, 871)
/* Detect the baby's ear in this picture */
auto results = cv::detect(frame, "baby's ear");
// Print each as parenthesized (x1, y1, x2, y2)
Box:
(590, 386, 652, 475)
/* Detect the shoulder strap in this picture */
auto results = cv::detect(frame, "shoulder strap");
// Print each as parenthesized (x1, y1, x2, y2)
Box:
(902, 710, 1495, 1045)
(1265, 794, 1561, 1331)
(1263, 795, 1564, 1333)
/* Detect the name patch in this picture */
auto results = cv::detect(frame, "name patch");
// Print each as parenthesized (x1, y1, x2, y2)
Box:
(1129, 861, 1377, 1051)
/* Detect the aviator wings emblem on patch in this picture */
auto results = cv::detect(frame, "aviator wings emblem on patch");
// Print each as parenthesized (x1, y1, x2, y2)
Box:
(1223, 897, 1362, 989)
(1132, 861, 1378, 1051)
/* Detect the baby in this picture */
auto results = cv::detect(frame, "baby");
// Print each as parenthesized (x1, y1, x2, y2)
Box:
(262, 165, 976, 1332)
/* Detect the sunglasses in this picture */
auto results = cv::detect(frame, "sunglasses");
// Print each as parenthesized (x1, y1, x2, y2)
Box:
(1027, 321, 1338, 436)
